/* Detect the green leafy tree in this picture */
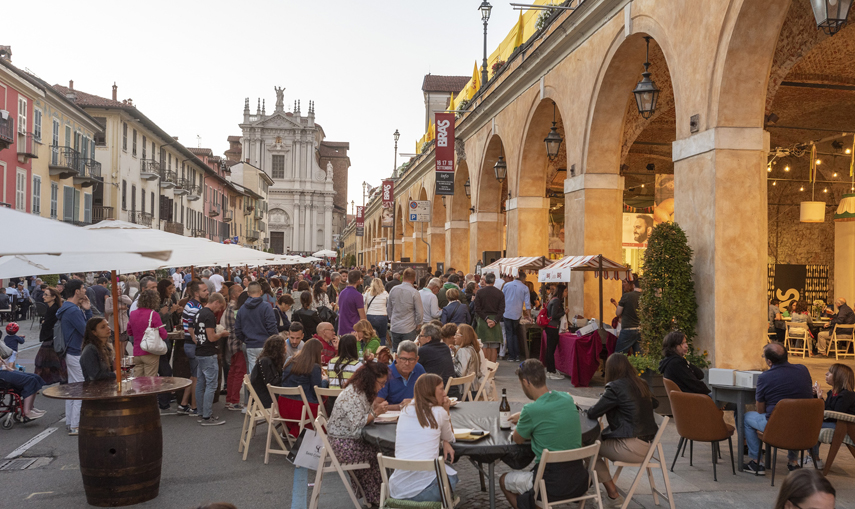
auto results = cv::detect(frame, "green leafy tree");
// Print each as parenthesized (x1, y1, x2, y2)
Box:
(639, 221, 698, 361)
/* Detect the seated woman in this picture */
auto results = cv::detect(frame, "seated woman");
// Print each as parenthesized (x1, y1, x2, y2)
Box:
(80, 317, 116, 382)
(353, 319, 380, 361)
(250, 335, 286, 409)
(587, 353, 659, 507)
(809, 363, 855, 467)
(453, 324, 485, 398)
(390, 373, 459, 502)
(278, 338, 328, 436)
(329, 334, 363, 389)
(440, 288, 471, 326)
(790, 299, 815, 354)
(0, 356, 45, 421)
(274, 295, 294, 333)
(292, 292, 322, 338)
(440, 323, 458, 350)
(657, 331, 710, 394)
(327, 362, 389, 506)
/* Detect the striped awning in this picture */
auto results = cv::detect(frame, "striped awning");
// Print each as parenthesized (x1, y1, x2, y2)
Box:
(482, 256, 554, 277)
(538, 255, 631, 283)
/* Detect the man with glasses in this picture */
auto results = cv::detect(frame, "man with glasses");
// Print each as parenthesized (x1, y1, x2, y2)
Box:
(313, 322, 340, 364)
(374, 340, 425, 411)
(415, 324, 459, 399)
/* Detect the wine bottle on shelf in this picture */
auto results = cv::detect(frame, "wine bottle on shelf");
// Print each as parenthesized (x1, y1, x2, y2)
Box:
(499, 389, 511, 429)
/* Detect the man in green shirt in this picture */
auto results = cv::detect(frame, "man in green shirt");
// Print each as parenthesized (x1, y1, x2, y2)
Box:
(500, 359, 587, 509)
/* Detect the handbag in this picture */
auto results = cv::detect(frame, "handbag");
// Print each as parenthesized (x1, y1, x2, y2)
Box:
(140, 310, 168, 355)
(286, 428, 324, 469)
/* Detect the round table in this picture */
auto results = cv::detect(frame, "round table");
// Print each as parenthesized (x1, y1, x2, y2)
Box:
(43, 377, 191, 507)
(361, 401, 600, 509)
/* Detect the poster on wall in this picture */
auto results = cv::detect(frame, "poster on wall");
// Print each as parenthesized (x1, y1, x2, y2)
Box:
(435, 112, 455, 196)
(654, 174, 674, 224)
(772, 264, 806, 311)
(622, 213, 654, 248)
(381, 179, 394, 228)
(356, 206, 364, 237)
(548, 196, 565, 260)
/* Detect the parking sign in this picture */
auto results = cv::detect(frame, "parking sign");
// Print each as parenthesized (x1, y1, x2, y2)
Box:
(409, 200, 431, 222)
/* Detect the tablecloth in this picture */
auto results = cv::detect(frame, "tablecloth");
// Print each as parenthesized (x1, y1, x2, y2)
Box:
(539, 330, 617, 387)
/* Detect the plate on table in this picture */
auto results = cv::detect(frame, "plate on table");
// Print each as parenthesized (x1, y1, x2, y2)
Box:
(453, 428, 490, 441)
(375, 411, 401, 424)
(448, 397, 459, 407)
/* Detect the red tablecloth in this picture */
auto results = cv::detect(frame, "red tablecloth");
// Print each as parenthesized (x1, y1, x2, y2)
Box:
(539, 330, 617, 387)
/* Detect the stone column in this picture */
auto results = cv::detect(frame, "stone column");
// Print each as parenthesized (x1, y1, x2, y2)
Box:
(445, 220, 470, 271)
(304, 201, 312, 251)
(324, 196, 334, 251)
(672, 127, 769, 369)
(428, 226, 446, 269)
(413, 229, 427, 263)
(292, 201, 301, 251)
(563, 174, 624, 319)
(506, 197, 549, 257)
(469, 212, 504, 268)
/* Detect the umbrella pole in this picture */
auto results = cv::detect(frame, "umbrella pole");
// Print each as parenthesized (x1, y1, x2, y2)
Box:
(227, 264, 231, 283)
(111, 270, 122, 391)
(598, 255, 607, 345)
(191, 265, 196, 280)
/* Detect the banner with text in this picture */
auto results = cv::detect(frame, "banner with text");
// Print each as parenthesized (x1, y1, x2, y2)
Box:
(435, 112, 455, 196)
(381, 179, 394, 227)
(356, 206, 365, 237)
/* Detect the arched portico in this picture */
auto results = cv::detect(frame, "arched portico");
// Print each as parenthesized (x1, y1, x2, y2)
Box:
(471, 134, 508, 267)
(446, 162, 471, 272)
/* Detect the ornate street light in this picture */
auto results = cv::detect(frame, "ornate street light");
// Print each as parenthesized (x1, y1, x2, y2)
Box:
(464, 178, 472, 197)
(632, 36, 661, 120)
(810, 0, 853, 35)
(479, 1, 493, 87)
(494, 155, 508, 183)
(544, 101, 563, 162)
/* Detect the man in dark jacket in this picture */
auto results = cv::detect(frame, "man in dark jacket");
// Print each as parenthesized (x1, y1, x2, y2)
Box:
(817, 297, 855, 354)
(416, 324, 460, 399)
(473, 273, 505, 363)
(235, 282, 279, 391)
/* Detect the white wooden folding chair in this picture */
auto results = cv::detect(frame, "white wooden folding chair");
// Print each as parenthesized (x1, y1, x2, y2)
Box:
(308, 415, 371, 509)
(239, 374, 273, 461)
(266, 384, 316, 463)
(377, 453, 460, 509)
(314, 386, 343, 420)
(444, 372, 476, 401)
(474, 360, 499, 402)
(533, 442, 603, 509)
(828, 324, 855, 360)
(611, 416, 675, 509)
(784, 322, 809, 358)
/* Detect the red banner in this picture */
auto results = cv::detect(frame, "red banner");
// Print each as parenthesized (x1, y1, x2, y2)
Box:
(381, 180, 394, 227)
(356, 206, 365, 237)
(435, 112, 455, 196)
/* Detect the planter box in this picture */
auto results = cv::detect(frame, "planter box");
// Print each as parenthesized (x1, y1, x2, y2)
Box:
(640, 370, 671, 416)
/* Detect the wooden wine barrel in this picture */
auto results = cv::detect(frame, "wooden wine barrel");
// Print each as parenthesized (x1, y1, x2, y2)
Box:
(78, 394, 163, 507)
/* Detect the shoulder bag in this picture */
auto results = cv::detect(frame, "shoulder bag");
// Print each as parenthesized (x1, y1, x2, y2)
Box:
(140, 310, 168, 355)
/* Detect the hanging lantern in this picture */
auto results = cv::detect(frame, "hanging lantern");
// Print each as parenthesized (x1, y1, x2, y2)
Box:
(800, 201, 826, 223)
(835, 193, 855, 221)
(494, 156, 508, 183)
(632, 36, 660, 119)
(464, 178, 472, 197)
(543, 101, 563, 162)
(810, 0, 854, 35)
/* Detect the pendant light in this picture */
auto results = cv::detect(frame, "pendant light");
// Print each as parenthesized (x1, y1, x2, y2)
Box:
(801, 145, 826, 223)
(543, 101, 563, 162)
(633, 36, 661, 119)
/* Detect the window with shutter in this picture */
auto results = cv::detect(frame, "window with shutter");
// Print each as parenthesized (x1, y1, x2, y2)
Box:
(52, 120, 59, 164)
(122, 122, 127, 151)
(73, 189, 80, 223)
(33, 109, 42, 141)
(16, 170, 26, 210)
(84, 193, 92, 223)
(63, 186, 74, 222)
(17, 97, 27, 134)
(32, 175, 41, 215)
(50, 182, 58, 219)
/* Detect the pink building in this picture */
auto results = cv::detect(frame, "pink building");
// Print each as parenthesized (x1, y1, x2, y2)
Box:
(190, 148, 232, 243)
(0, 62, 36, 211)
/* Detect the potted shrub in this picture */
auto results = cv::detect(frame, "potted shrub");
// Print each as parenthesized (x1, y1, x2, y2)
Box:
(634, 221, 703, 414)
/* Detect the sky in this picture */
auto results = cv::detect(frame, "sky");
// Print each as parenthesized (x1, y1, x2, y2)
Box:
(4, 0, 526, 208)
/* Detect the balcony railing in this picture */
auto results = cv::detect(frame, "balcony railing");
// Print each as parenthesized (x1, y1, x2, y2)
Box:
(92, 206, 114, 222)
(140, 159, 161, 181)
(208, 203, 221, 217)
(192, 228, 206, 238)
(49, 147, 80, 179)
(173, 178, 189, 196)
(130, 211, 153, 227)
(0, 115, 12, 149)
(165, 221, 184, 236)
(74, 158, 101, 187)
(159, 169, 175, 189)
(246, 229, 260, 241)
(186, 184, 201, 201)
(16, 133, 39, 159)
(223, 209, 233, 222)
(244, 202, 255, 213)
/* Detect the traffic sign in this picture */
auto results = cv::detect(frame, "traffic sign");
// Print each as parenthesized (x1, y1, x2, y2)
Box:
(409, 200, 431, 222)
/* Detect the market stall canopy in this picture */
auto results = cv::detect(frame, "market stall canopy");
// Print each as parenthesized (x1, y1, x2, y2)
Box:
(312, 249, 337, 258)
(538, 255, 631, 283)
(0, 208, 171, 260)
(481, 256, 553, 278)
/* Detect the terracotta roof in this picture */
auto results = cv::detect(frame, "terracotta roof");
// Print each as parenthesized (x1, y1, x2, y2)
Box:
(52, 85, 129, 109)
(227, 135, 241, 142)
(422, 75, 470, 93)
(189, 147, 214, 156)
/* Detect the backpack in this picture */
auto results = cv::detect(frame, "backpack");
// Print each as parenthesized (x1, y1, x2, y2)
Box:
(53, 317, 67, 356)
(536, 306, 550, 327)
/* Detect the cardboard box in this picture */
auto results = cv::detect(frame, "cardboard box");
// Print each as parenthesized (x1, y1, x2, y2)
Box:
(735, 370, 763, 389)
(708, 368, 735, 386)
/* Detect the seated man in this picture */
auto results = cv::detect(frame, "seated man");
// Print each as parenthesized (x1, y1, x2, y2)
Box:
(817, 298, 855, 355)
(500, 359, 588, 509)
(743, 342, 813, 474)
(374, 340, 425, 411)
(415, 323, 460, 399)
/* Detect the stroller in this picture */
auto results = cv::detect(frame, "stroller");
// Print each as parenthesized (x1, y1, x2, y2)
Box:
(0, 379, 23, 429)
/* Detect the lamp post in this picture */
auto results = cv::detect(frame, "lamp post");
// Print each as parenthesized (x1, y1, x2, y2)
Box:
(391, 129, 400, 262)
(479, 1, 493, 87)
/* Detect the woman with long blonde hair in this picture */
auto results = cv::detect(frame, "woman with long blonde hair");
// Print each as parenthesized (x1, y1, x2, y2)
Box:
(353, 319, 380, 360)
(363, 277, 389, 346)
(389, 374, 459, 502)
(453, 324, 485, 397)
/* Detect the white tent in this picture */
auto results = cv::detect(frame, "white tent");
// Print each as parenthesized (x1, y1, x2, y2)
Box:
(312, 249, 337, 258)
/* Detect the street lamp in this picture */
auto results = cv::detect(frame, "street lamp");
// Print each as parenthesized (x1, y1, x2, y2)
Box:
(464, 178, 472, 197)
(633, 36, 661, 120)
(810, 0, 853, 35)
(479, 1, 492, 87)
(391, 129, 400, 262)
(544, 101, 563, 162)
(494, 155, 508, 183)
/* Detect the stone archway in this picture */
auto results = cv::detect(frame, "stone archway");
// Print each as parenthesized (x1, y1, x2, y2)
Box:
(447, 161, 471, 271)
(268, 208, 291, 255)
(394, 203, 405, 262)
(429, 178, 447, 270)
(473, 134, 508, 266)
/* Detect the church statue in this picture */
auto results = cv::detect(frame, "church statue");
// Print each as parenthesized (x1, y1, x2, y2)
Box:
(326, 161, 334, 181)
(274, 86, 285, 112)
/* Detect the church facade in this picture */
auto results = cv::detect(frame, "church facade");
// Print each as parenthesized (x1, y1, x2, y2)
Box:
(236, 88, 349, 255)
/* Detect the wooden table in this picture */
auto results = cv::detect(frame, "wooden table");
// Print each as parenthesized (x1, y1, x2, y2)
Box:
(43, 377, 191, 507)
(710, 384, 756, 472)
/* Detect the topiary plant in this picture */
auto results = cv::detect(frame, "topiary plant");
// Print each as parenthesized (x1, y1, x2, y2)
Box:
(639, 221, 698, 362)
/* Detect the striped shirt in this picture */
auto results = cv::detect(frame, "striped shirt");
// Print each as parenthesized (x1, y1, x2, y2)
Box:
(182, 299, 202, 340)
(328, 358, 363, 388)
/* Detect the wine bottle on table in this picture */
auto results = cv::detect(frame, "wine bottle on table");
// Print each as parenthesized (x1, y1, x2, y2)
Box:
(499, 389, 511, 429)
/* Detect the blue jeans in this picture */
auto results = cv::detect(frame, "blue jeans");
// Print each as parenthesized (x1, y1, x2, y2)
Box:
(243, 346, 264, 406)
(390, 329, 418, 352)
(616, 329, 641, 354)
(367, 314, 388, 346)
(409, 474, 459, 502)
(183, 341, 198, 378)
(503, 319, 520, 359)
(195, 355, 219, 419)
(745, 411, 797, 462)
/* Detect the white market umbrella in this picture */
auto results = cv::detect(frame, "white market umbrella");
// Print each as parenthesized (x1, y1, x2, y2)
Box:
(312, 249, 337, 258)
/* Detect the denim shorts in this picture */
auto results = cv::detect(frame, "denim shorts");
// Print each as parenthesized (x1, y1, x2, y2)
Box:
(183, 341, 198, 377)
